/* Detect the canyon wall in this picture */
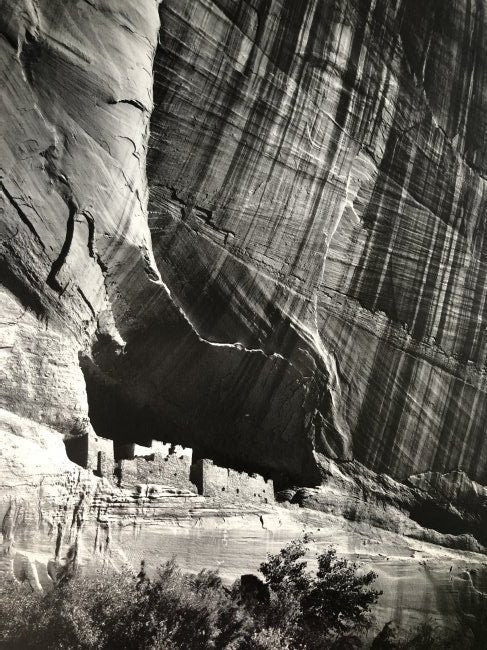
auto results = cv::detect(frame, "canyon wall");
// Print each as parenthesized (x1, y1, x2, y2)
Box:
(1, 0, 487, 637)
(1, 418, 486, 639)
(147, 0, 487, 484)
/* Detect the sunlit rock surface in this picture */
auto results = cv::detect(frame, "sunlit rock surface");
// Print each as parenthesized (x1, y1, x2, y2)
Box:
(1, 0, 161, 437)
(147, 0, 487, 483)
(1, 0, 487, 635)
(1, 416, 486, 639)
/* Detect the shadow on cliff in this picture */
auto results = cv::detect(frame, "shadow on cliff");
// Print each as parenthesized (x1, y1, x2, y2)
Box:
(78, 314, 325, 488)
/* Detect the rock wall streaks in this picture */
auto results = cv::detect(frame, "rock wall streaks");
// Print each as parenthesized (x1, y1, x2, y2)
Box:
(1, 0, 487, 633)
(146, 0, 487, 482)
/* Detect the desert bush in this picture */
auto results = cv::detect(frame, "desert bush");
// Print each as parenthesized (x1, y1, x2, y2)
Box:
(0, 538, 423, 650)
(0, 562, 253, 650)
(259, 537, 381, 648)
(371, 618, 478, 650)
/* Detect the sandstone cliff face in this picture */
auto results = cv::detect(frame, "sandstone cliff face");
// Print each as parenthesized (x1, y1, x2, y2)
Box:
(3, 0, 486, 489)
(1, 418, 486, 638)
(146, 0, 487, 484)
(1, 0, 161, 435)
(1, 0, 487, 636)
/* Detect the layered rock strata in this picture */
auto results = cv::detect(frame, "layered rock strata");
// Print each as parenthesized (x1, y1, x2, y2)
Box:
(4, 404, 485, 635)
(1, 416, 486, 638)
(1, 0, 487, 636)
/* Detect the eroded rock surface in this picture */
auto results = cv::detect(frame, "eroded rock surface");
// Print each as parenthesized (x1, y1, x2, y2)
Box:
(2, 413, 487, 638)
(147, 0, 487, 483)
(1, 0, 487, 636)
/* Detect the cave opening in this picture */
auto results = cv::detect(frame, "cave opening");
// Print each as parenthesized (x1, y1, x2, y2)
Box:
(78, 353, 161, 450)
(408, 501, 476, 539)
(75, 352, 294, 490)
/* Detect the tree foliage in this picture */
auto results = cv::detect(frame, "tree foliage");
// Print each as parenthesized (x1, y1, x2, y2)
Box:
(0, 537, 477, 650)
(259, 537, 381, 647)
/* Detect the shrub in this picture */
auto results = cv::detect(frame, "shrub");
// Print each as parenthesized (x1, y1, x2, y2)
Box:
(259, 537, 382, 648)
(0, 563, 253, 650)
(371, 619, 474, 650)
(0, 539, 384, 649)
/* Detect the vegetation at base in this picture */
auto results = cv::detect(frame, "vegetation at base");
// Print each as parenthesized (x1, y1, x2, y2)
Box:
(0, 537, 483, 649)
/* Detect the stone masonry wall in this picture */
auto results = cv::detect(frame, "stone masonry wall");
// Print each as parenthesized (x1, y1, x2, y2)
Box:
(65, 434, 272, 503)
(64, 431, 113, 474)
(191, 459, 274, 504)
(118, 452, 195, 492)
